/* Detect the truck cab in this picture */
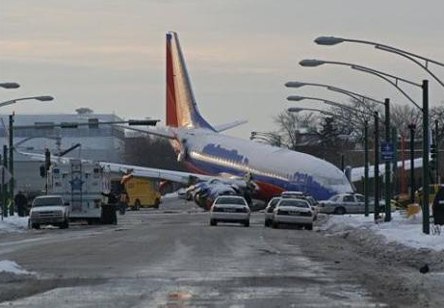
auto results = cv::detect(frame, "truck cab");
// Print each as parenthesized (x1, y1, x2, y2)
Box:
(29, 195, 71, 229)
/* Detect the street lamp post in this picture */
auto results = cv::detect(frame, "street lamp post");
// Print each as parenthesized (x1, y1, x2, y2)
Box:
(314, 36, 444, 234)
(384, 98, 391, 221)
(287, 95, 374, 216)
(374, 111, 380, 220)
(1, 95, 54, 212)
(408, 123, 416, 204)
(0, 96, 54, 108)
(286, 81, 386, 216)
(298, 59, 428, 223)
(422, 80, 430, 234)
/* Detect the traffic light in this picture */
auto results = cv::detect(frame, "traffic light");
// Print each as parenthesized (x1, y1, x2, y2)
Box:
(430, 143, 438, 170)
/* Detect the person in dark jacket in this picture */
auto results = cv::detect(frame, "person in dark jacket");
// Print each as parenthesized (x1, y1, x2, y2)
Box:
(14, 191, 28, 217)
(101, 191, 118, 224)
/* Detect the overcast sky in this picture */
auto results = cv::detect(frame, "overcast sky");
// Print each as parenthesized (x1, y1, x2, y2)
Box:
(1, 0, 443, 138)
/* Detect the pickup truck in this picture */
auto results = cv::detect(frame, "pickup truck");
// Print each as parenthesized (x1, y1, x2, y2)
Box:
(318, 193, 385, 215)
(29, 195, 71, 229)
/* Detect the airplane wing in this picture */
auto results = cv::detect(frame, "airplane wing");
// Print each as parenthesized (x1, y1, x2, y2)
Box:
(115, 125, 176, 139)
(99, 162, 214, 184)
(17, 149, 256, 210)
(212, 120, 248, 133)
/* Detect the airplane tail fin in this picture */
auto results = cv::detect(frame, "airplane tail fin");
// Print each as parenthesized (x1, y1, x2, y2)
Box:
(166, 32, 215, 131)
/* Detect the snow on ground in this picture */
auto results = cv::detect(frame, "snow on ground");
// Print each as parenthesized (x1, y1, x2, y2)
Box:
(1, 209, 443, 253)
(0, 260, 33, 275)
(321, 210, 444, 252)
(0, 215, 28, 233)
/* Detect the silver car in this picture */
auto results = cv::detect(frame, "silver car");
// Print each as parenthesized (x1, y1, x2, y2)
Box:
(272, 198, 314, 230)
(210, 195, 250, 227)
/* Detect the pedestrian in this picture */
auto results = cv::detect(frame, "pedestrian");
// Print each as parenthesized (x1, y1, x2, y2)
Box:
(118, 190, 129, 215)
(14, 191, 28, 217)
(101, 190, 118, 224)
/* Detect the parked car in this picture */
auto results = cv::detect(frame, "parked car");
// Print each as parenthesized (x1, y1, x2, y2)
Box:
(264, 197, 281, 227)
(272, 198, 314, 230)
(29, 195, 71, 229)
(281, 191, 319, 220)
(318, 193, 385, 215)
(209, 195, 250, 227)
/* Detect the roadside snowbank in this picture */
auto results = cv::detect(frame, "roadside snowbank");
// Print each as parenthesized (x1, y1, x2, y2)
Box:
(0, 260, 33, 275)
(0, 215, 28, 233)
(321, 211, 444, 252)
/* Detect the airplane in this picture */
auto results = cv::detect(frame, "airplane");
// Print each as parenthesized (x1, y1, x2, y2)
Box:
(18, 32, 354, 209)
(107, 31, 353, 207)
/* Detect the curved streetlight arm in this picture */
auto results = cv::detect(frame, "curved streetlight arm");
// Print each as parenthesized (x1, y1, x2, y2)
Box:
(304, 60, 421, 88)
(0, 96, 54, 108)
(315, 36, 444, 87)
(351, 64, 421, 87)
(376, 45, 444, 88)
(285, 80, 385, 105)
(287, 101, 370, 127)
(288, 107, 335, 116)
(287, 95, 365, 115)
(326, 86, 385, 105)
(300, 59, 422, 110)
(352, 66, 422, 111)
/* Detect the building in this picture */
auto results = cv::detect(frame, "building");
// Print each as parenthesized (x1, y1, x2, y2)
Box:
(0, 112, 125, 194)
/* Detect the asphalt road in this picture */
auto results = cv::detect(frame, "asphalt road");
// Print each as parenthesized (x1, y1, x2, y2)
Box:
(0, 197, 434, 307)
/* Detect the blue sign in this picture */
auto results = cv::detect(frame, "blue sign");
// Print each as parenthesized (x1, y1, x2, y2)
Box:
(381, 142, 394, 161)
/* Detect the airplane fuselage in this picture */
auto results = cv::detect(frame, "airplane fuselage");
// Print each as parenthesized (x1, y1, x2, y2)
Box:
(175, 128, 353, 201)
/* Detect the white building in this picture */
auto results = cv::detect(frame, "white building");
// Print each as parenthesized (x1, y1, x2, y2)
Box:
(0, 113, 125, 194)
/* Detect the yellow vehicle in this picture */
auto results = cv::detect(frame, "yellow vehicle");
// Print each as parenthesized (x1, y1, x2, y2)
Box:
(112, 177, 161, 210)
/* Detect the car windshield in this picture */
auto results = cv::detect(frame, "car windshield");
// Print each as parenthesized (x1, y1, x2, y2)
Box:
(32, 197, 63, 207)
(328, 195, 340, 202)
(268, 198, 280, 207)
(215, 197, 246, 205)
(278, 200, 310, 208)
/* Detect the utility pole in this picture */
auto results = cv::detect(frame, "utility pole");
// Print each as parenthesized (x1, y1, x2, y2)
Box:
(408, 124, 416, 204)
(2, 146, 7, 217)
(8, 114, 14, 216)
(384, 99, 391, 222)
(374, 111, 380, 221)
(422, 80, 430, 234)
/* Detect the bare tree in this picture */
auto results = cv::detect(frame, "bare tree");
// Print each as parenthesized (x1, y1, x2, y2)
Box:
(273, 110, 319, 149)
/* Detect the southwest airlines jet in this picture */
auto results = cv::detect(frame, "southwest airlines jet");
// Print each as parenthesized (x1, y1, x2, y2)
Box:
(21, 32, 354, 207)
(112, 32, 354, 203)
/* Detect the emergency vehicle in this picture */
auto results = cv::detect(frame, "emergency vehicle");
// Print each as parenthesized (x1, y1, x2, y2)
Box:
(47, 159, 110, 224)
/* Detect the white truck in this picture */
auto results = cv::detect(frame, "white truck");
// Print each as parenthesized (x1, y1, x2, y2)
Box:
(29, 195, 71, 229)
(47, 159, 110, 224)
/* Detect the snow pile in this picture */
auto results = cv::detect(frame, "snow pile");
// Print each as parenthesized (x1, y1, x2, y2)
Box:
(320, 211, 444, 273)
(322, 211, 444, 252)
(0, 260, 33, 275)
(0, 215, 29, 233)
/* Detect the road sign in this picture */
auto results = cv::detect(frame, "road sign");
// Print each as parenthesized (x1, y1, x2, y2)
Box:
(0, 166, 12, 185)
(381, 142, 394, 161)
